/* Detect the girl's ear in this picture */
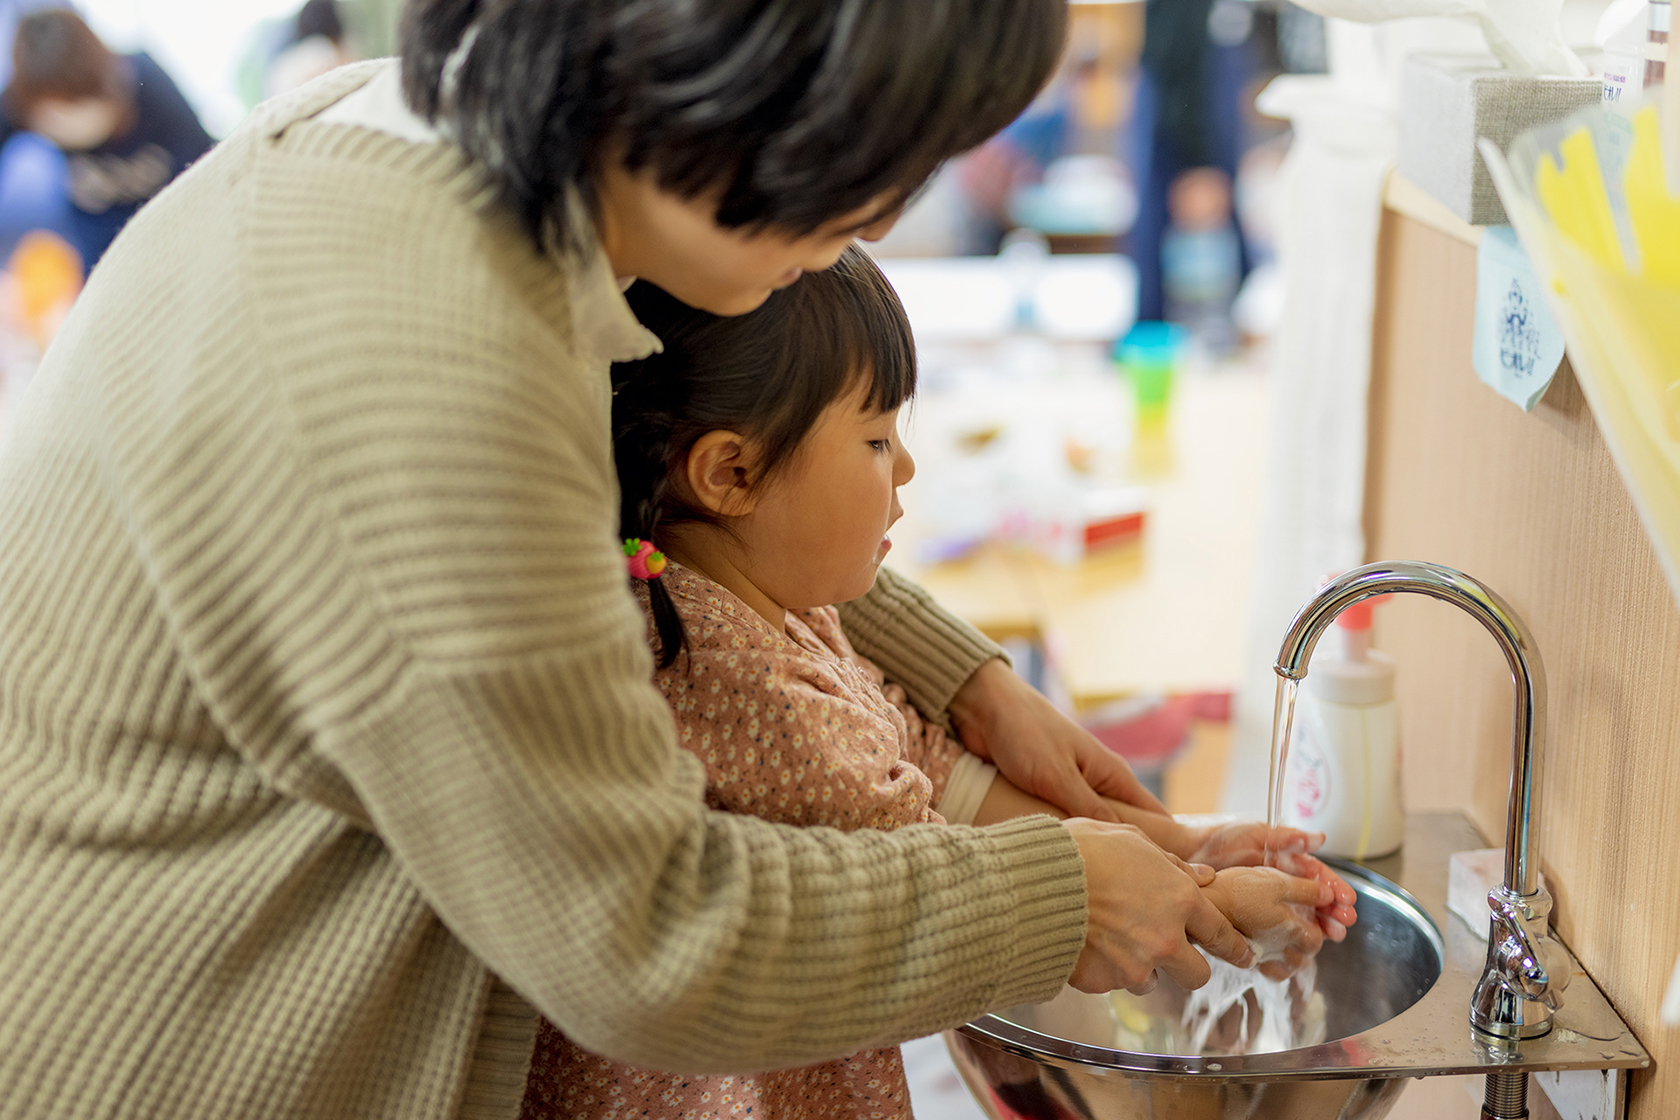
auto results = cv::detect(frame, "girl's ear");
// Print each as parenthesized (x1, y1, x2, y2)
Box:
(683, 430, 759, 518)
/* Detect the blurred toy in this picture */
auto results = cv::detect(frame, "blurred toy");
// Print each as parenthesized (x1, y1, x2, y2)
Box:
(1116, 320, 1185, 477)
(7, 228, 79, 349)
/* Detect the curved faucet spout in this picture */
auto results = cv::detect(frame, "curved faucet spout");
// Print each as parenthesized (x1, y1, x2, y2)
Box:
(1275, 561, 1565, 1041)
(1274, 562, 1544, 897)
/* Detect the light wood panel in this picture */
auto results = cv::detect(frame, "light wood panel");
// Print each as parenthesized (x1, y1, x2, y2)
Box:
(1364, 210, 1680, 1119)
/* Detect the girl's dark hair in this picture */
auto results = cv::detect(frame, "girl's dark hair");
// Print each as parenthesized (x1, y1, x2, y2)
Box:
(400, 0, 1068, 253)
(613, 244, 914, 668)
(5, 10, 126, 120)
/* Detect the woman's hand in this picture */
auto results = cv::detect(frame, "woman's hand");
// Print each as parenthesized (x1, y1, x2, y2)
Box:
(1062, 819, 1253, 995)
(950, 659, 1167, 824)
(1199, 866, 1331, 981)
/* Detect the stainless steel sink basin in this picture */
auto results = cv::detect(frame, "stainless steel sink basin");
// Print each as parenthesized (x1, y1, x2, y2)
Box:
(943, 812, 1648, 1120)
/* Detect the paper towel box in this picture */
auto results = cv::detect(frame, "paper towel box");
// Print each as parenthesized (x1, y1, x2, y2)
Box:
(1398, 54, 1600, 226)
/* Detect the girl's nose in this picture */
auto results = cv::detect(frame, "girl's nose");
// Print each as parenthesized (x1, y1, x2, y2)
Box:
(894, 444, 916, 486)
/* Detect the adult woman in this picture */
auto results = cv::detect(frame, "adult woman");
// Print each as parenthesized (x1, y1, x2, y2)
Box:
(0, 3, 1332, 1118)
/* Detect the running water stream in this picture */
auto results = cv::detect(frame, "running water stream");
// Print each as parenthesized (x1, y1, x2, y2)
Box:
(1113, 672, 1322, 1057)
(1263, 674, 1301, 868)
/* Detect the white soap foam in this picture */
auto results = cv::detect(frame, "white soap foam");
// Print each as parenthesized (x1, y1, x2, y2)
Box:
(1241, 902, 1320, 963)
(1107, 952, 1326, 1056)
(1181, 952, 1324, 1055)
(1106, 912, 1329, 1057)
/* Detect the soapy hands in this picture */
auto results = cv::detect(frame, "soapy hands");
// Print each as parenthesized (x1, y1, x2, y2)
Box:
(972, 794, 1354, 990)
(1199, 866, 1334, 981)
(1179, 820, 1319, 868)
(1062, 819, 1253, 995)
(1174, 821, 1359, 945)
(1079, 809, 1357, 949)
(944, 661, 1354, 987)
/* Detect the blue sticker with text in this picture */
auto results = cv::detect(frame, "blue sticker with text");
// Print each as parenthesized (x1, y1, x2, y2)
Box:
(1473, 226, 1565, 413)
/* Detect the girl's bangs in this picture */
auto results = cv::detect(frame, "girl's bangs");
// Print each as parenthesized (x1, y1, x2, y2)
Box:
(818, 250, 917, 414)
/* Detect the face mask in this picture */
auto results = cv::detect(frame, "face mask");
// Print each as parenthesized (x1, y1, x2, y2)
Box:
(30, 99, 121, 151)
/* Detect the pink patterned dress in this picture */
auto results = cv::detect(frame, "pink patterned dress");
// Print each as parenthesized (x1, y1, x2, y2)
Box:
(518, 562, 967, 1120)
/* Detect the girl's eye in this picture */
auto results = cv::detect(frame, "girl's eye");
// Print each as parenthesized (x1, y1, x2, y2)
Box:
(868, 439, 892, 452)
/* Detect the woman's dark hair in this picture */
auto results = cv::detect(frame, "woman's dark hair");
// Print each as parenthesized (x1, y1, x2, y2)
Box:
(613, 244, 914, 668)
(400, 0, 1068, 253)
(5, 10, 127, 120)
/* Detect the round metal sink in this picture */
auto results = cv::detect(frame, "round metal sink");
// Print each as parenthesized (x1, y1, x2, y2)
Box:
(945, 862, 1444, 1120)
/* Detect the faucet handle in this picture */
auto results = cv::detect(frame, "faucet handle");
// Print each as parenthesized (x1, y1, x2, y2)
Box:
(1473, 885, 1571, 1037)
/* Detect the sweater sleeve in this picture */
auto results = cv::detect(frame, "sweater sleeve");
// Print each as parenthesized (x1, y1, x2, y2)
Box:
(837, 566, 1007, 724)
(99, 123, 1087, 1077)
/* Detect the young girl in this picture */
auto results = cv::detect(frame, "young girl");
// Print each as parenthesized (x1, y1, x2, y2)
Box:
(519, 246, 1354, 1120)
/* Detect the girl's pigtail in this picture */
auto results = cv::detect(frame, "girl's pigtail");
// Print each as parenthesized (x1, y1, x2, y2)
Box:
(641, 479, 688, 670)
(621, 424, 689, 671)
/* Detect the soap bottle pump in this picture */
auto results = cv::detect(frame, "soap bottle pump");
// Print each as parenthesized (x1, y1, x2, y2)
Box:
(1282, 594, 1405, 859)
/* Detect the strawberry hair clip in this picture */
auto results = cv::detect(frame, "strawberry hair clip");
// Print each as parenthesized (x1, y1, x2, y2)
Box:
(623, 538, 668, 580)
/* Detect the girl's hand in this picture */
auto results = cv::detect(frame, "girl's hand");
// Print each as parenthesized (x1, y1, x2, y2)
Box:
(1180, 821, 1321, 868)
(1179, 822, 1358, 944)
(1272, 849, 1358, 943)
(1200, 866, 1330, 981)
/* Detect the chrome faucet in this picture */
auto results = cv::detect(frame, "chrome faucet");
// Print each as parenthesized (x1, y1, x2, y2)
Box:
(1274, 562, 1571, 1057)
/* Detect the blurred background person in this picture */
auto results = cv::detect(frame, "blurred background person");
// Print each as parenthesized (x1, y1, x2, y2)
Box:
(0, 8, 211, 271)
(1129, 0, 1258, 328)
(1162, 165, 1242, 353)
(264, 0, 359, 99)
(956, 54, 1088, 257)
(0, 0, 71, 261)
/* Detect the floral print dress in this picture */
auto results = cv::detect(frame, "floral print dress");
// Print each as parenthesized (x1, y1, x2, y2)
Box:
(519, 562, 967, 1120)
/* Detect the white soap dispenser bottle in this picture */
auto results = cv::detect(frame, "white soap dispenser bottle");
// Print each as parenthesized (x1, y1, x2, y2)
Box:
(1282, 596, 1405, 859)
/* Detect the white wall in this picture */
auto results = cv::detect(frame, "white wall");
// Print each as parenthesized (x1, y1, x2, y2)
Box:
(79, 0, 303, 136)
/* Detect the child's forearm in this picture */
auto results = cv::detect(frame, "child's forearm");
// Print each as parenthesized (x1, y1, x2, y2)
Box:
(969, 773, 1067, 825)
(968, 776, 1191, 858)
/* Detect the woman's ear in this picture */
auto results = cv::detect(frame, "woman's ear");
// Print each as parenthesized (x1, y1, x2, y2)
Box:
(683, 430, 759, 518)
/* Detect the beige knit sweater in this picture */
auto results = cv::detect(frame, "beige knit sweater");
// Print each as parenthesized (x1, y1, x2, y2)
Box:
(0, 65, 1087, 1120)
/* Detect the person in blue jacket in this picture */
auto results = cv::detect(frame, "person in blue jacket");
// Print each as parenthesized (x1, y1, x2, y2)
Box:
(0, 9, 211, 270)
